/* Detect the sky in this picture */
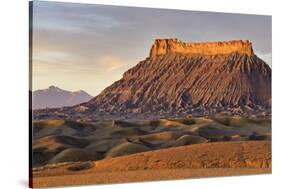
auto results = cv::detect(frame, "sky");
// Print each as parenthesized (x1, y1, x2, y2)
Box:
(32, 1, 272, 96)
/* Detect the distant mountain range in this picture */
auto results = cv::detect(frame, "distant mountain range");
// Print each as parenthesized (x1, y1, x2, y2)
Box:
(32, 86, 93, 109)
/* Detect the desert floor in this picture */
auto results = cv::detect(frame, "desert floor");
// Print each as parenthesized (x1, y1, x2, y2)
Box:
(32, 140, 271, 188)
(33, 168, 270, 188)
(31, 116, 271, 187)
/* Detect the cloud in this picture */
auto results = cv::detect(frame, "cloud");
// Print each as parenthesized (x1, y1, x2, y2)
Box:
(96, 56, 126, 72)
(256, 52, 272, 67)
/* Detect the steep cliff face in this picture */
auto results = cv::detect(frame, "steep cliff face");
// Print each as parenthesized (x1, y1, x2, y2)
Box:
(149, 39, 253, 57)
(83, 39, 270, 116)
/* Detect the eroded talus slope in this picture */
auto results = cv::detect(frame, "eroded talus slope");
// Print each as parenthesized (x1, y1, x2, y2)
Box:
(86, 39, 271, 114)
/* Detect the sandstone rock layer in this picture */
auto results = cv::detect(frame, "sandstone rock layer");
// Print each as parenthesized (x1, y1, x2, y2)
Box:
(149, 39, 253, 57)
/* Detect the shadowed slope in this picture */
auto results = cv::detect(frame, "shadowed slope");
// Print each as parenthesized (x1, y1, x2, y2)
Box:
(49, 148, 102, 164)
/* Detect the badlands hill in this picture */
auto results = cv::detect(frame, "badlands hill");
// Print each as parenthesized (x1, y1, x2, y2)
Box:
(33, 39, 271, 119)
(83, 39, 271, 116)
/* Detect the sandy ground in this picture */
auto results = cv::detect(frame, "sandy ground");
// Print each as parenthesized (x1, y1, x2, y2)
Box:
(32, 141, 271, 188)
(32, 117, 271, 167)
(32, 168, 271, 188)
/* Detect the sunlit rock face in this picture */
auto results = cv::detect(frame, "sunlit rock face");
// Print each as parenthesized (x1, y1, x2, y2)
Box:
(149, 38, 253, 57)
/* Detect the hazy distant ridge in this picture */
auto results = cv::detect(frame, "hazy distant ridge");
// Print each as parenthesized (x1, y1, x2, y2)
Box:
(32, 86, 93, 109)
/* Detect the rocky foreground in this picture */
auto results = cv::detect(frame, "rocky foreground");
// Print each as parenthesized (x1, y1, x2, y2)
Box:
(32, 141, 271, 188)
(32, 116, 271, 167)
(31, 116, 271, 187)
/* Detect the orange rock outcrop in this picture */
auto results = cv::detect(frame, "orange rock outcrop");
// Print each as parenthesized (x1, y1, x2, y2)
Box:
(149, 38, 253, 57)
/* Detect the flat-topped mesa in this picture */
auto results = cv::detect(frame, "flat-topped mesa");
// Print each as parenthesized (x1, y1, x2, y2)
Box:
(149, 38, 254, 57)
